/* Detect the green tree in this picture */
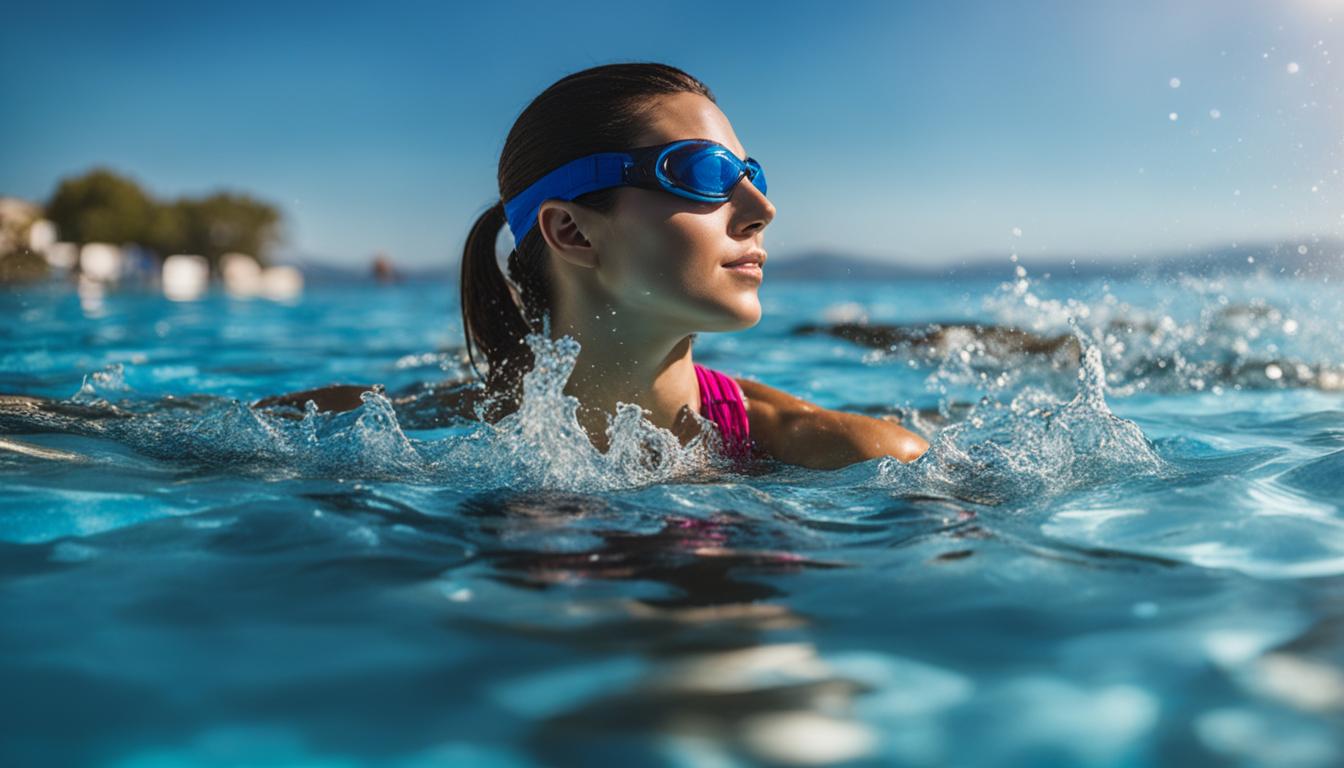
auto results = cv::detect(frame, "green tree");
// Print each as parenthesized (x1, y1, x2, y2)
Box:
(45, 169, 284, 269)
(45, 168, 154, 245)
(159, 192, 282, 267)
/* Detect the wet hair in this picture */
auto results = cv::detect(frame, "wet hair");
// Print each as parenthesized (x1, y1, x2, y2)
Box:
(460, 62, 716, 421)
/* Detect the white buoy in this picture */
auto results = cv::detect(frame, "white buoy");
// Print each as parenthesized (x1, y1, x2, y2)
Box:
(45, 242, 79, 271)
(28, 219, 57, 252)
(162, 254, 210, 301)
(79, 243, 123, 282)
(261, 265, 303, 301)
(221, 252, 263, 297)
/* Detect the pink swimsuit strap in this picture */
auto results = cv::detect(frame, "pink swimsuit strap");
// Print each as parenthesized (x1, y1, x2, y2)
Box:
(693, 363, 752, 463)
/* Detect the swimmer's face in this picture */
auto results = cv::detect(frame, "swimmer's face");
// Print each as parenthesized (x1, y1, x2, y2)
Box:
(539, 92, 776, 334)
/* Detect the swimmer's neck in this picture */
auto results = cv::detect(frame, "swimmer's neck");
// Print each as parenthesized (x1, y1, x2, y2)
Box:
(548, 301, 701, 437)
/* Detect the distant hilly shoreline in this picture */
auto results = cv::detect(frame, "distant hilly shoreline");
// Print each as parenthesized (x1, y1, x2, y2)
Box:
(766, 237, 1344, 281)
(286, 237, 1344, 284)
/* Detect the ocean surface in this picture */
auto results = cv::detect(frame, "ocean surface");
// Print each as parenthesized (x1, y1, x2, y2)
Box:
(3, 265, 1343, 767)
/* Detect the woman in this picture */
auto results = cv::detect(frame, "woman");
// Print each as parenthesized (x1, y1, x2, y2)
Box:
(265, 62, 928, 470)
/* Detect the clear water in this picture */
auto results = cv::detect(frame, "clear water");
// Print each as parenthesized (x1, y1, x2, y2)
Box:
(3, 268, 1343, 767)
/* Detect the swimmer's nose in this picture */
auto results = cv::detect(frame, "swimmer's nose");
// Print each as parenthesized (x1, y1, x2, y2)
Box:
(732, 180, 775, 235)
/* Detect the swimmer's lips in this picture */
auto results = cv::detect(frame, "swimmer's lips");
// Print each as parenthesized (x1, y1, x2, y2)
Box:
(723, 250, 766, 277)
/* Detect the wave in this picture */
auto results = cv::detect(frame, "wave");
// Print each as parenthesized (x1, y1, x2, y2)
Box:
(3, 336, 1166, 523)
(802, 269, 1344, 398)
(3, 335, 733, 491)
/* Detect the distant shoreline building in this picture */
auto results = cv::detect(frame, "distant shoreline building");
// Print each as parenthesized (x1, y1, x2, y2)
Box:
(0, 196, 53, 282)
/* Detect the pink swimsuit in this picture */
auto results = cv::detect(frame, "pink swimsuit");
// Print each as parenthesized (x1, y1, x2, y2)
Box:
(693, 364, 752, 463)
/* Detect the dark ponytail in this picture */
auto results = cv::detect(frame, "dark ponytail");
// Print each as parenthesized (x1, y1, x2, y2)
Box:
(459, 199, 533, 417)
(460, 62, 716, 422)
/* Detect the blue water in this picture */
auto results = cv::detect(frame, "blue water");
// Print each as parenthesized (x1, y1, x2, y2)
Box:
(3, 268, 1343, 767)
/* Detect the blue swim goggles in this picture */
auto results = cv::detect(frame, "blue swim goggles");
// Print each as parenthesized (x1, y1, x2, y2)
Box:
(503, 138, 767, 242)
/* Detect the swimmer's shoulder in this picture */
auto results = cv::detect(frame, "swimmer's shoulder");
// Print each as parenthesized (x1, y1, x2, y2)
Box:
(733, 377, 823, 426)
(733, 375, 928, 469)
(732, 376, 827, 453)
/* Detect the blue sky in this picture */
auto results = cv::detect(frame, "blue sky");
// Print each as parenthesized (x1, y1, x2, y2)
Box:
(2, 0, 1340, 267)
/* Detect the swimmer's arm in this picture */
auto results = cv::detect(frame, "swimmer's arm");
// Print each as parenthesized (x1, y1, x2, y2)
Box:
(735, 378, 929, 470)
(252, 385, 371, 412)
(252, 382, 482, 418)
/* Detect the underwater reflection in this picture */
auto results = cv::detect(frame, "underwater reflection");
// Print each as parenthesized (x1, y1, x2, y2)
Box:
(455, 490, 879, 766)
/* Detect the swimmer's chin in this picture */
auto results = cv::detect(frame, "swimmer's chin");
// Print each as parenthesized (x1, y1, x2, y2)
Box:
(720, 298, 764, 330)
(686, 295, 763, 333)
(702, 311, 762, 333)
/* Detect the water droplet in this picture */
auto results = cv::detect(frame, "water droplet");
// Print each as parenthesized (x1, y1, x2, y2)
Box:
(1169, 77, 1181, 88)
(1298, 245, 1309, 255)
(1264, 364, 1283, 381)
(1287, 61, 1300, 74)
(1209, 108, 1222, 119)
(1168, 112, 1179, 122)
(1011, 227, 1023, 237)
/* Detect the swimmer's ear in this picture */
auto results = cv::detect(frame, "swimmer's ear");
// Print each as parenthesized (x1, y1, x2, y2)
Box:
(537, 201, 600, 269)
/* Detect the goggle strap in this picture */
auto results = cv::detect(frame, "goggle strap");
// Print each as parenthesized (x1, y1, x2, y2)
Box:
(504, 153, 629, 242)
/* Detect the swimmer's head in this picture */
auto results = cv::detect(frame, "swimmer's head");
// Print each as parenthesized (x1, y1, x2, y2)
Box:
(461, 62, 776, 411)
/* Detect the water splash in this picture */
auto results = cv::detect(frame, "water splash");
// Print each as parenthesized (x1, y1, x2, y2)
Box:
(877, 333, 1165, 504)
(430, 333, 726, 490)
(881, 264, 1344, 398)
(71, 363, 129, 405)
(40, 333, 731, 490)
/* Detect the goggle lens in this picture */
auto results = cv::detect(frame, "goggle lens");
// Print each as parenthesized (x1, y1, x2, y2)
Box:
(681, 150, 741, 196)
(664, 143, 766, 199)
